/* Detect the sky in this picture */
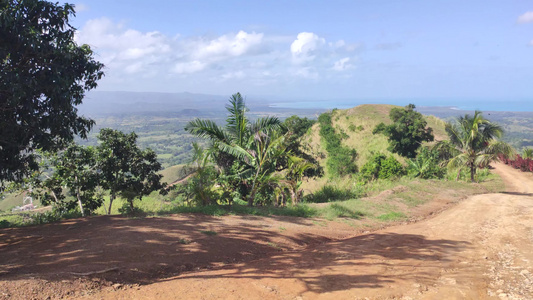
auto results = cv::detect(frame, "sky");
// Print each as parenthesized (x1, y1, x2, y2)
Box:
(71, 0, 533, 102)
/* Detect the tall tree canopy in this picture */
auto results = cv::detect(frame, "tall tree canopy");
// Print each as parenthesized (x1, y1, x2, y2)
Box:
(0, 0, 104, 186)
(373, 104, 434, 158)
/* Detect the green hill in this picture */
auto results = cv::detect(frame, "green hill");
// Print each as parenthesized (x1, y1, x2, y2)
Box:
(300, 104, 447, 193)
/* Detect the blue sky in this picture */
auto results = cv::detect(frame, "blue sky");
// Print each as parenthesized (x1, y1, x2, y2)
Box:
(72, 1, 533, 102)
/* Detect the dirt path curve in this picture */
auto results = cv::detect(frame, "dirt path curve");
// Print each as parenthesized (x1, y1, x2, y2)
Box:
(90, 163, 533, 300)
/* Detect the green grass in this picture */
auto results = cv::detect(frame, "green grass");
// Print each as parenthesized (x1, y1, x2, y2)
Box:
(377, 211, 407, 221)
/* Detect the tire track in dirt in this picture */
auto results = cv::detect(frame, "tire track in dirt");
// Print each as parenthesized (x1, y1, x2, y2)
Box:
(89, 163, 533, 300)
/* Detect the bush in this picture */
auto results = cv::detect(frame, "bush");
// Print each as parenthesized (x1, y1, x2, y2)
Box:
(318, 111, 358, 177)
(407, 147, 445, 179)
(361, 153, 404, 181)
(379, 156, 405, 179)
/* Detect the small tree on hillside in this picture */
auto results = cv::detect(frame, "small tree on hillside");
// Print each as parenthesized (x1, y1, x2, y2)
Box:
(44, 144, 102, 216)
(120, 148, 165, 213)
(373, 104, 434, 158)
(97, 128, 163, 213)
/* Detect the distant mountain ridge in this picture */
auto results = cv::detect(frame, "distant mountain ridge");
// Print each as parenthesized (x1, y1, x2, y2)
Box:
(79, 91, 276, 116)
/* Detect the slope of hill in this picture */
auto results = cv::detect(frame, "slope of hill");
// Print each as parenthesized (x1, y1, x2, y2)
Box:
(300, 104, 447, 193)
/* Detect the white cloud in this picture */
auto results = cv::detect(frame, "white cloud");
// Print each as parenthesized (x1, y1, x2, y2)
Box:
(173, 61, 207, 74)
(518, 12, 533, 23)
(75, 18, 360, 92)
(196, 31, 264, 59)
(332, 57, 353, 71)
(290, 32, 325, 63)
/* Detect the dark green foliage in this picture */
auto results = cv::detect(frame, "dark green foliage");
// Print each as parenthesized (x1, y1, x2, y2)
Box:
(283, 115, 315, 140)
(281, 116, 321, 177)
(304, 185, 361, 203)
(360, 153, 404, 181)
(379, 156, 405, 179)
(43, 144, 103, 216)
(97, 128, 164, 213)
(0, 1, 104, 185)
(407, 147, 445, 179)
(373, 104, 434, 158)
(318, 112, 358, 177)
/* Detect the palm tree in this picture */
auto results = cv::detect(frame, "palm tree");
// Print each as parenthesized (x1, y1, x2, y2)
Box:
(185, 93, 283, 205)
(185, 93, 281, 167)
(440, 111, 514, 182)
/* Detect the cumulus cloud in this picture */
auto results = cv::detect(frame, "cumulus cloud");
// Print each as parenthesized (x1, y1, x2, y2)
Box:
(332, 57, 353, 71)
(290, 32, 326, 63)
(196, 31, 264, 59)
(75, 19, 360, 92)
(517, 12, 533, 23)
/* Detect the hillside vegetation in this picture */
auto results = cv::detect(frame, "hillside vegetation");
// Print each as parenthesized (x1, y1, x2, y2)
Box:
(300, 104, 447, 193)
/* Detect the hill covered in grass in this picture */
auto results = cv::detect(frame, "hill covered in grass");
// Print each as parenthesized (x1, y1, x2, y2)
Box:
(300, 104, 447, 193)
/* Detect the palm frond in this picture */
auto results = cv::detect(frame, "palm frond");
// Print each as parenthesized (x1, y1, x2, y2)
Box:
(249, 116, 282, 135)
(185, 119, 231, 143)
(225, 93, 248, 146)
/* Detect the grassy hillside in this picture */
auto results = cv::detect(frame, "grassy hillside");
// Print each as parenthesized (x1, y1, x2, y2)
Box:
(159, 164, 194, 185)
(300, 104, 447, 193)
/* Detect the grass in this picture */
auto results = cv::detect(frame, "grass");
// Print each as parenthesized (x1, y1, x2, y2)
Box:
(0, 164, 506, 228)
(377, 211, 407, 221)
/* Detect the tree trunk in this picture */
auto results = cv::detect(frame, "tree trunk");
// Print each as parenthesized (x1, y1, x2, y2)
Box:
(470, 165, 476, 182)
(75, 175, 85, 217)
(108, 192, 115, 214)
(456, 169, 461, 181)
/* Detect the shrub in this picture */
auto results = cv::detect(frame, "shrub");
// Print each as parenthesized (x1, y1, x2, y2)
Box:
(318, 111, 358, 177)
(379, 156, 405, 179)
(361, 153, 404, 181)
(407, 147, 445, 179)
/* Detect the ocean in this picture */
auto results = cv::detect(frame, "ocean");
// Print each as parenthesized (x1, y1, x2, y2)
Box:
(269, 99, 532, 112)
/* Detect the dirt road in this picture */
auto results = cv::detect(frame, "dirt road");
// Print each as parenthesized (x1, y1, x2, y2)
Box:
(89, 163, 533, 300)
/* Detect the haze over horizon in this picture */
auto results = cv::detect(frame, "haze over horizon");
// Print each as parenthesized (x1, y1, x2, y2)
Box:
(73, 1, 533, 106)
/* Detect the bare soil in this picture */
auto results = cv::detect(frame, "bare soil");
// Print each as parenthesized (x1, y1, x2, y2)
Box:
(1, 163, 532, 299)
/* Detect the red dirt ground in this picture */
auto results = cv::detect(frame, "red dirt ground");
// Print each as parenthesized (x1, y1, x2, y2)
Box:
(1, 163, 532, 299)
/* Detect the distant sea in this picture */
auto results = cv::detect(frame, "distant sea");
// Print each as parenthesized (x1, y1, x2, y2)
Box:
(269, 99, 532, 112)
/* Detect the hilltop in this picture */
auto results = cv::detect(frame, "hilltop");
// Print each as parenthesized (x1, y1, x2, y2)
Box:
(300, 104, 447, 193)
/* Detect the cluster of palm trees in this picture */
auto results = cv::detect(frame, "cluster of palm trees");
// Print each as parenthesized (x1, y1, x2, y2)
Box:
(185, 93, 314, 206)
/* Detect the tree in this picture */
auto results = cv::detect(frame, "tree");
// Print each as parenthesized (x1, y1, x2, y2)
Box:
(440, 111, 514, 182)
(373, 104, 434, 158)
(0, 1, 104, 186)
(185, 93, 281, 170)
(44, 144, 102, 216)
(120, 148, 164, 213)
(185, 93, 284, 205)
(97, 129, 140, 214)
